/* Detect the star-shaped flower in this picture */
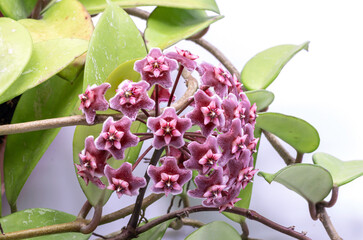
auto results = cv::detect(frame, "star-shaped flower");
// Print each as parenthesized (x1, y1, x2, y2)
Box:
(184, 136, 223, 175)
(104, 162, 146, 198)
(166, 47, 198, 71)
(109, 80, 154, 119)
(197, 62, 232, 98)
(148, 156, 192, 196)
(186, 90, 224, 137)
(95, 117, 139, 160)
(147, 107, 191, 149)
(79, 83, 111, 124)
(75, 136, 110, 188)
(134, 48, 178, 89)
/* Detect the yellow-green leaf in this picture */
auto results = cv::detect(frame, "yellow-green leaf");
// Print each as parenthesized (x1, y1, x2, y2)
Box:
(0, 0, 37, 20)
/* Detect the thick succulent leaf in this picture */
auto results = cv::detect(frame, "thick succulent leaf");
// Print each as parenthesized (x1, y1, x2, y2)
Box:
(258, 164, 333, 204)
(245, 90, 274, 111)
(0, 38, 88, 104)
(79, 0, 220, 15)
(0, 208, 90, 239)
(241, 41, 309, 90)
(145, 7, 223, 50)
(83, 3, 146, 91)
(185, 221, 240, 240)
(313, 152, 363, 187)
(18, 0, 94, 81)
(134, 217, 174, 240)
(223, 128, 261, 223)
(256, 112, 319, 153)
(74, 60, 146, 206)
(0, 0, 37, 20)
(4, 73, 83, 209)
(0, 18, 32, 100)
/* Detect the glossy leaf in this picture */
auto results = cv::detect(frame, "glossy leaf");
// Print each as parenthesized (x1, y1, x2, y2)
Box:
(223, 128, 261, 223)
(0, 38, 88, 104)
(0, 0, 37, 20)
(241, 41, 309, 90)
(256, 112, 319, 153)
(258, 164, 333, 204)
(245, 90, 274, 111)
(4, 73, 83, 207)
(83, 3, 146, 91)
(0, 208, 90, 239)
(185, 221, 240, 240)
(313, 152, 363, 187)
(134, 218, 174, 240)
(145, 7, 223, 49)
(18, 0, 94, 81)
(79, 0, 220, 15)
(74, 60, 146, 206)
(0, 18, 32, 100)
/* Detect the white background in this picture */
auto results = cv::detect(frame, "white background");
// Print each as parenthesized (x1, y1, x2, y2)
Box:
(2, 0, 363, 239)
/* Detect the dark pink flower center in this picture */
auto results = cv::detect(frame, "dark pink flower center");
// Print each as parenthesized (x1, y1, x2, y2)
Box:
(102, 125, 124, 149)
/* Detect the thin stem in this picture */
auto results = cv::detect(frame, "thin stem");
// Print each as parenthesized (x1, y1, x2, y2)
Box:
(115, 206, 311, 240)
(80, 205, 103, 234)
(308, 201, 318, 221)
(77, 200, 92, 219)
(262, 130, 295, 165)
(136, 117, 147, 125)
(321, 186, 339, 208)
(126, 148, 164, 231)
(139, 136, 153, 142)
(295, 152, 304, 163)
(155, 85, 159, 117)
(240, 221, 250, 240)
(317, 206, 342, 240)
(179, 218, 204, 228)
(140, 109, 150, 118)
(168, 65, 184, 107)
(133, 132, 153, 136)
(132, 145, 153, 171)
(10, 203, 17, 213)
(124, 8, 150, 20)
(167, 196, 176, 213)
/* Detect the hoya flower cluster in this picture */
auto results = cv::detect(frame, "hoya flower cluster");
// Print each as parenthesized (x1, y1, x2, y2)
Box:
(76, 47, 258, 210)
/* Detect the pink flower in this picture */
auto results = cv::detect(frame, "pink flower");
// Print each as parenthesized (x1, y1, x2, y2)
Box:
(186, 90, 224, 137)
(79, 83, 110, 124)
(166, 47, 198, 71)
(109, 80, 154, 119)
(230, 74, 244, 94)
(237, 167, 258, 189)
(249, 103, 258, 126)
(134, 48, 177, 89)
(184, 136, 223, 174)
(147, 107, 191, 149)
(151, 85, 175, 103)
(104, 163, 146, 198)
(197, 62, 232, 98)
(148, 156, 192, 196)
(75, 136, 110, 189)
(95, 117, 139, 160)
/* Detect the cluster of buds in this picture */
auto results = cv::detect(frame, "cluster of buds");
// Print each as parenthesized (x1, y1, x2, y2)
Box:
(76, 47, 258, 210)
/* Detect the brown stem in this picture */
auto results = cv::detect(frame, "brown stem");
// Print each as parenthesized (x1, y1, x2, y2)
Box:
(111, 205, 311, 240)
(262, 130, 295, 165)
(241, 221, 249, 240)
(132, 145, 153, 171)
(77, 200, 92, 219)
(136, 117, 147, 125)
(124, 8, 150, 20)
(31, 0, 50, 19)
(308, 201, 318, 221)
(80, 205, 103, 234)
(295, 152, 304, 163)
(317, 206, 342, 240)
(321, 186, 339, 208)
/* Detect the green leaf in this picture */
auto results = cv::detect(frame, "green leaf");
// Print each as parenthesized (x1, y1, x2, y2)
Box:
(223, 128, 261, 223)
(258, 164, 333, 204)
(0, 208, 90, 239)
(83, 3, 146, 90)
(73, 59, 146, 206)
(145, 7, 223, 50)
(4, 73, 83, 207)
(79, 0, 220, 15)
(185, 221, 240, 240)
(134, 218, 174, 240)
(241, 41, 309, 90)
(256, 112, 319, 153)
(245, 90, 274, 112)
(313, 152, 363, 187)
(18, 0, 94, 82)
(0, 0, 37, 20)
(0, 38, 88, 104)
(0, 18, 32, 101)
